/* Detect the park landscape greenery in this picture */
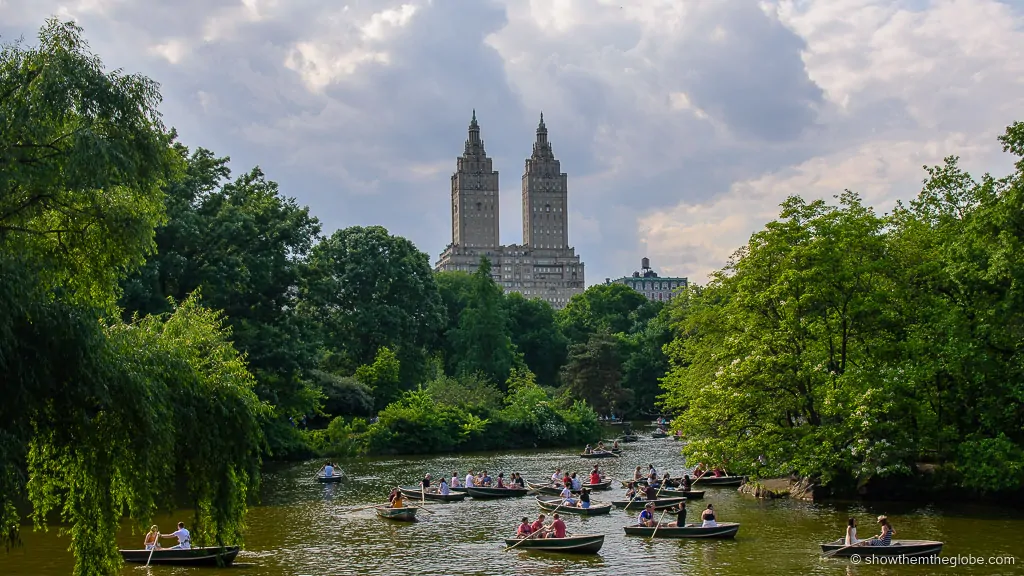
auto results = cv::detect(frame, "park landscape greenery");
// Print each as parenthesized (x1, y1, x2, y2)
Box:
(2, 17, 1024, 576)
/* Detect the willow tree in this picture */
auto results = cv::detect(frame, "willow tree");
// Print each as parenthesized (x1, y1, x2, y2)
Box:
(1, 20, 268, 575)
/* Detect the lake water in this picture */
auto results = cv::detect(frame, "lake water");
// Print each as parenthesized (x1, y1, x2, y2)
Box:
(4, 426, 1022, 575)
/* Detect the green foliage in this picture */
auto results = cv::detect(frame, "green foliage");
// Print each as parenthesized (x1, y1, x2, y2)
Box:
(0, 19, 180, 310)
(309, 370, 374, 419)
(355, 347, 401, 410)
(559, 283, 649, 343)
(561, 328, 631, 416)
(504, 293, 568, 387)
(448, 258, 516, 386)
(662, 125, 1024, 493)
(302, 226, 444, 387)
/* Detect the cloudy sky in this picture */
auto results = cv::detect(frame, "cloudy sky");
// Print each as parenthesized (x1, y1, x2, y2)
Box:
(2, 0, 1023, 284)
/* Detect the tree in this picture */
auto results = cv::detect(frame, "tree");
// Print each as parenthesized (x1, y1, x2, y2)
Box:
(0, 18, 180, 309)
(504, 292, 568, 387)
(302, 226, 444, 386)
(434, 270, 476, 373)
(560, 328, 630, 415)
(119, 155, 323, 443)
(355, 347, 401, 411)
(559, 283, 649, 345)
(448, 258, 516, 387)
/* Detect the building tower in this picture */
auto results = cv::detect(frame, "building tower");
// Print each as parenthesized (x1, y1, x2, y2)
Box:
(451, 110, 500, 248)
(522, 113, 569, 250)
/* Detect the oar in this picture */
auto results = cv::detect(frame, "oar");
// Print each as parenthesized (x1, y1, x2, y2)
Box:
(407, 504, 435, 515)
(650, 510, 669, 540)
(823, 540, 866, 558)
(145, 534, 158, 567)
(313, 464, 325, 480)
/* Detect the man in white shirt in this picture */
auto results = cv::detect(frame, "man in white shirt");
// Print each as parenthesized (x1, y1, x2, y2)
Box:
(466, 470, 476, 488)
(160, 522, 191, 550)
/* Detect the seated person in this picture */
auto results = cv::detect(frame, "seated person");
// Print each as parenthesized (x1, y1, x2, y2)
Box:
(143, 525, 160, 551)
(530, 514, 547, 538)
(438, 478, 451, 496)
(578, 488, 591, 509)
(450, 472, 461, 488)
(681, 474, 692, 491)
(637, 503, 656, 527)
(624, 482, 637, 501)
(516, 517, 533, 538)
(547, 513, 567, 538)
(701, 504, 717, 527)
(645, 483, 658, 500)
(560, 486, 577, 507)
(583, 444, 593, 454)
(867, 516, 894, 546)
(495, 472, 506, 488)
(667, 503, 687, 527)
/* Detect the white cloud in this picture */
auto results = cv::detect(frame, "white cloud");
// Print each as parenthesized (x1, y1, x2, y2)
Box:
(1, 0, 1021, 286)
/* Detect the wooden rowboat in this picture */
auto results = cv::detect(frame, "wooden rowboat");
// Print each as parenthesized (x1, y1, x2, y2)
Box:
(624, 522, 740, 538)
(651, 431, 668, 438)
(612, 497, 686, 510)
(536, 497, 613, 516)
(398, 485, 467, 502)
(618, 435, 639, 442)
(526, 479, 612, 495)
(581, 450, 618, 459)
(504, 534, 605, 554)
(464, 486, 530, 499)
(375, 505, 417, 521)
(120, 546, 240, 566)
(693, 475, 745, 487)
(652, 488, 705, 500)
(820, 539, 943, 558)
(316, 473, 343, 483)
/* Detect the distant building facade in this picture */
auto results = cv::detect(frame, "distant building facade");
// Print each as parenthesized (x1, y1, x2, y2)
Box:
(606, 257, 687, 302)
(435, 112, 585, 309)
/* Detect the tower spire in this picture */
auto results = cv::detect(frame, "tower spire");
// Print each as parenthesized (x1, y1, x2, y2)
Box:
(532, 111, 552, 158)
(467, 109, 481, 149)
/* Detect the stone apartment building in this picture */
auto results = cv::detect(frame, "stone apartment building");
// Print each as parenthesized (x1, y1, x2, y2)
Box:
(435, 112, 585, 309)
(606, 257, 688, 302)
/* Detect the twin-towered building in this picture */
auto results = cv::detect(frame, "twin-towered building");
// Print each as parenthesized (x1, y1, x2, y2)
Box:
(435, 112, 585, 309)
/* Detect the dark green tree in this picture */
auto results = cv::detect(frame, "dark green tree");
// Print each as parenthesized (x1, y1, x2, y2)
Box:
(558, 283, 649, 345)
(448, 258, 516, 386)
(301, 226, 444, 387)
(560, 328, 630, 415)
(504, 292, 568, 387)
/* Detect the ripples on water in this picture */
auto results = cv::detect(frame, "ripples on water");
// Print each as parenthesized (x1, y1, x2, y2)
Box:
(3, 426, 1023, 575)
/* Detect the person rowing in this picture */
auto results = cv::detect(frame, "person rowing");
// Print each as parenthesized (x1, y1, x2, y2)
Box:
(583, 444, 593, 454)
(158, 522, 191, 550)
(530, 514, 547, 538)
(550, 468, 562, 484)
(589, 467, 602, 486)
(633, 466, 644, 482)
(560, 485, 577, 507)
(421, 473, 432, 491)
(612, 440, 620, 450)
(596, 441, 606, 451)
(389, 487, 405, 508)
(681, 474, 692, 491)
(323, 461, 337, 478)
(143, 525, 160, 551)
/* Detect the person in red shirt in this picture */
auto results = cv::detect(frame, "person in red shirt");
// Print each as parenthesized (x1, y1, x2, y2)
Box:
(530, 514, 546, 538)
(589, 468, 602, 486)
(549, 513, 567, 538)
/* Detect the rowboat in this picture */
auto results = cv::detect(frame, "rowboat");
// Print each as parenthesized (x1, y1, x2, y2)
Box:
(464, 486, 530, 499)
(120, 546, 240, 566)
(581, 450, 618, 459)
(623, 522, 740, 538)
(693, 475, 745, 487)
(399, 485, 467, 502)
(651, 431, 668, 438)
(316, 473, 343, 483)
(527, 479, 612, 496)
(504, 534, 605, 554)
(536, 497, 613, 516)
(652, 488, 705, 500)
(619, 434, 639, 442)
(375, 505, 417, 521)
(820, 539, 944, 558)
(612, 497, 686, 510)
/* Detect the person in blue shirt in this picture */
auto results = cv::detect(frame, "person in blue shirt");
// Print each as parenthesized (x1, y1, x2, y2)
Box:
(637, 502, 656, 527)
(324, 461, 336, 477)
